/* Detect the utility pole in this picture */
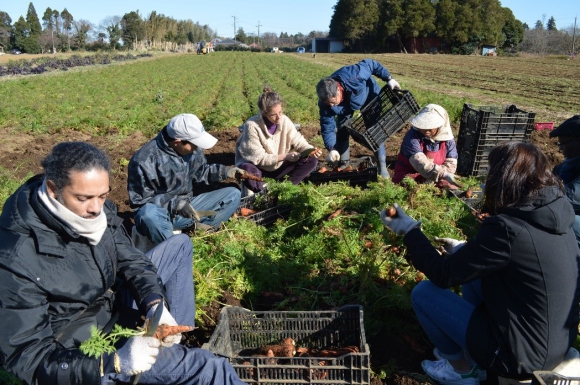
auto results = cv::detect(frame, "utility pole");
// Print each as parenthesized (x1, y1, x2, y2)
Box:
(256, 21, 262, 46)
(232, 16, 237, 43)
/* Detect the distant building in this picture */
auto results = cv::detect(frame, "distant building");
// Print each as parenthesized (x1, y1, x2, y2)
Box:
(312, 38, 344, 53)
(482, 45, 497, 56)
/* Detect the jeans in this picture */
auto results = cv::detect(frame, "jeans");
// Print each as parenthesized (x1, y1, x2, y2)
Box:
(239, 157, 318, 192)
(335, 116, 387, 167)
(411, 279, 483, 361)
(102, 344, 245, 385)
(118, 234, 195, 326)
(134, 187, 241, 244)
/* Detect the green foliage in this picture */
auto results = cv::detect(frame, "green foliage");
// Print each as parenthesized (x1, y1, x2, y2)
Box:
(0, 368, 22, 385)
(0, 168, 32, 212)
(79, 324, 144, 358)
(192, 179, 479, 339)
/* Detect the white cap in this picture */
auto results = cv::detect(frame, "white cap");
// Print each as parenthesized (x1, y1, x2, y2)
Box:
(166, 113, 218, 149)
(410, 104, 447, 130)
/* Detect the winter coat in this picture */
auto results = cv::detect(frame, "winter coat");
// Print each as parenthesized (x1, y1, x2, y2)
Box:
(404, 186, 580, 378)
(553, 155, 580, 246)
(318, 59, 392, 150)
(235, 114, 312, 172)
(0, 175, 165, 385)
(127, 128, 230, 214)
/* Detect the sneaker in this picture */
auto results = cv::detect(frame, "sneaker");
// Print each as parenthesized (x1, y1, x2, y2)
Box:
(421, 359, 480, 385)
(433, 348, 487, 381)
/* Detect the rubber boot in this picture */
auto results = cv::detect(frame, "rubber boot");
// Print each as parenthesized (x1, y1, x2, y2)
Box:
(375, 145, 389, 179)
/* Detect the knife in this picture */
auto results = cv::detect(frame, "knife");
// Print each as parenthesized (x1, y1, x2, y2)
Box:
(299, 148, 315, 158)
(132, 303, 163, 384)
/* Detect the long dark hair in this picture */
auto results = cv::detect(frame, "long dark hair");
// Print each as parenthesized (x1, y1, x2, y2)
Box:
(483, 141, 562, 213)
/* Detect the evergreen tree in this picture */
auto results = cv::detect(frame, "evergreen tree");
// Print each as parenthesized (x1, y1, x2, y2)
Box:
(60, 8, 73, 51)
(0, 11, 12, 49)
(121, 11, 145, 49)
(547, 16, 557, 31)
(501, 7, 524, 50)
(236, 27, 247, 43)
(24, 2, 41, 53)
(329, 0, 380, 51)
(13, 16, 28, 51)
(534, 20, 544, 30)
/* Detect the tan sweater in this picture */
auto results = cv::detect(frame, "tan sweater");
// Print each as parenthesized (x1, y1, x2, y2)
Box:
(235, 114, 313, 172)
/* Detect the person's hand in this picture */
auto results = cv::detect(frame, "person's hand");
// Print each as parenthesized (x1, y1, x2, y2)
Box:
(326, 150, 340, 163)
(380, 203, 421, 236)
(311, 148, 323, 158)
(442, 172, 463, 188)
(146, 302, 182, 347)
(173, 215, 195, 230)
(284, 152, 300, 162)
(175, 199, 200, 221)
(434, 237, 466, 255)
(226, 167, 246, 179)
(387, 78, 401, 90)
(115, 335, 160, 375)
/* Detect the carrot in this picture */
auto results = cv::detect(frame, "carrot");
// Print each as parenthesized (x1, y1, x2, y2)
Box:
(153, 325, 194, 341)
(239, 173, 264, 182)
(256, 344, 296, 357)
(385, 206, 397, 217)
(318, 166, 327, 173)
(240, 208, 258, 217)
(326, 209, 342, 220)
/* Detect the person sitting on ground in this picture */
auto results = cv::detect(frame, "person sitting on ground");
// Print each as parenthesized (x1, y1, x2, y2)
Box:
(0, 142, 246, 385)
(549, 114, 580, 247)
(235, 86, 322, 195)
(392, 103, 460, 188)
(381, 141, 580, 384)
(316, 58, 401, 179)
(128, 113, 245, 244)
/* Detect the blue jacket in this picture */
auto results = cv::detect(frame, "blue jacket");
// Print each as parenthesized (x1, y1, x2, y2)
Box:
(318, 59, 392, 150)
(127, 128, 229, 215)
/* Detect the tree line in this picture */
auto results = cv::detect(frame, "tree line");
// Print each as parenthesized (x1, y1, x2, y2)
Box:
(0, 2, 327, 54)
(329, 0, 577, 55)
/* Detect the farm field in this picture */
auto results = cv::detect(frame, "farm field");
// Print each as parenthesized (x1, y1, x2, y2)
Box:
(0, 51, 578, 385)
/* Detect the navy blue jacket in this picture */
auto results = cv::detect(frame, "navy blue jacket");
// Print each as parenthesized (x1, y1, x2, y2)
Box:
(318, 59, 392, 150)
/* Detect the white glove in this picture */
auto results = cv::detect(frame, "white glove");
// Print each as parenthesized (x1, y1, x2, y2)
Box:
(434, 237, 466, 255)
(226, 166, 245, 179)
(442, 171, 463, 188)
(380, 203, 421, 236)
(116, 335, 160, 375)
(146, 302, 182, 347)
(387, 78, 401, 90)
(326, 150, 340, 162)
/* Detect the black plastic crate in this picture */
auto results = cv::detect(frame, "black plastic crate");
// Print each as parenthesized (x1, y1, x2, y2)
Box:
(456, 104, 535, 177)
(532, 371, 580, 385)
(307, 156, 377, 187)
(346, 87, 420, 152)
(237, 191, 291, 226)
(203, 305, 370, 385)
(449, 189, 483, 212)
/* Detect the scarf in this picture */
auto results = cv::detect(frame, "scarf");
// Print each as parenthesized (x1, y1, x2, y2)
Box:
(37, 180, 108, 245)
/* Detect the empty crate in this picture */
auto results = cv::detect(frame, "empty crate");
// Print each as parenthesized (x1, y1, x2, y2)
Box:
(346, 87, 420, 152)
(456, 104, 535, 177)
(203, 305, 370, 384)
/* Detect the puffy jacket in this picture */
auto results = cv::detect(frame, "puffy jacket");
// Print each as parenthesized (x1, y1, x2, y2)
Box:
(553, 156, 580, 246)
(318, 59, 392, 150)
(0, 176, 165, 385)
(127, 128, 230, 214)
(405, 186, 580, 378)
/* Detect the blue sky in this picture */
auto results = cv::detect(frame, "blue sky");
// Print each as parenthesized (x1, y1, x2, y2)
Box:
(3, 1, 578, 37)
(3, 1, 337, 37)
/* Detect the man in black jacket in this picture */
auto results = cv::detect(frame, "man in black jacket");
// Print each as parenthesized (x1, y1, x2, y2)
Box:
(0, 142, 245, 385)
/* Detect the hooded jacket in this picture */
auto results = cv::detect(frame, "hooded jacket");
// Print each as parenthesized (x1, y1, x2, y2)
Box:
(405, 186, 580, 378)
(127, 128, 230, 214)
(0, 176, 165, 385)
(318, 59, 391, 151)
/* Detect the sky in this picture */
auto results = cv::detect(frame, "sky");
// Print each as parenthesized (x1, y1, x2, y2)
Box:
(3, 1, 337, 37)
(3, 1, 578, 38)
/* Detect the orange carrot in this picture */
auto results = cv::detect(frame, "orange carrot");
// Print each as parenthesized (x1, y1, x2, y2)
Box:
(326, 209, 342, 220)
(240, 208, 258, 217)
(153, 325, 194, 341)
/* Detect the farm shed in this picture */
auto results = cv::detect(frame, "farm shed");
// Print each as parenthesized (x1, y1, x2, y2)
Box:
(482, 45, 497, 56)
(312, 38, 344, 53)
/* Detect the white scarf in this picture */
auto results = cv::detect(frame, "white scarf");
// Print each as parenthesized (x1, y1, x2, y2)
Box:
(37, 181, 108, 245)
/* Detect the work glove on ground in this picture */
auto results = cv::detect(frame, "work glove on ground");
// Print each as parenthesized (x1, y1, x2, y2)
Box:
(387, 78, 401, 90)
(172, 215, 195, 231)
(434, 236, 466, 255)
(226, 166, 246, 179)
(326, 150, 340, 163)
(441, 172, 463, 188)
(380, 203, 422, 236)
(175, 199, 199, 220)
(146, 302, 182, 347)
(115, 335, 160, 375)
